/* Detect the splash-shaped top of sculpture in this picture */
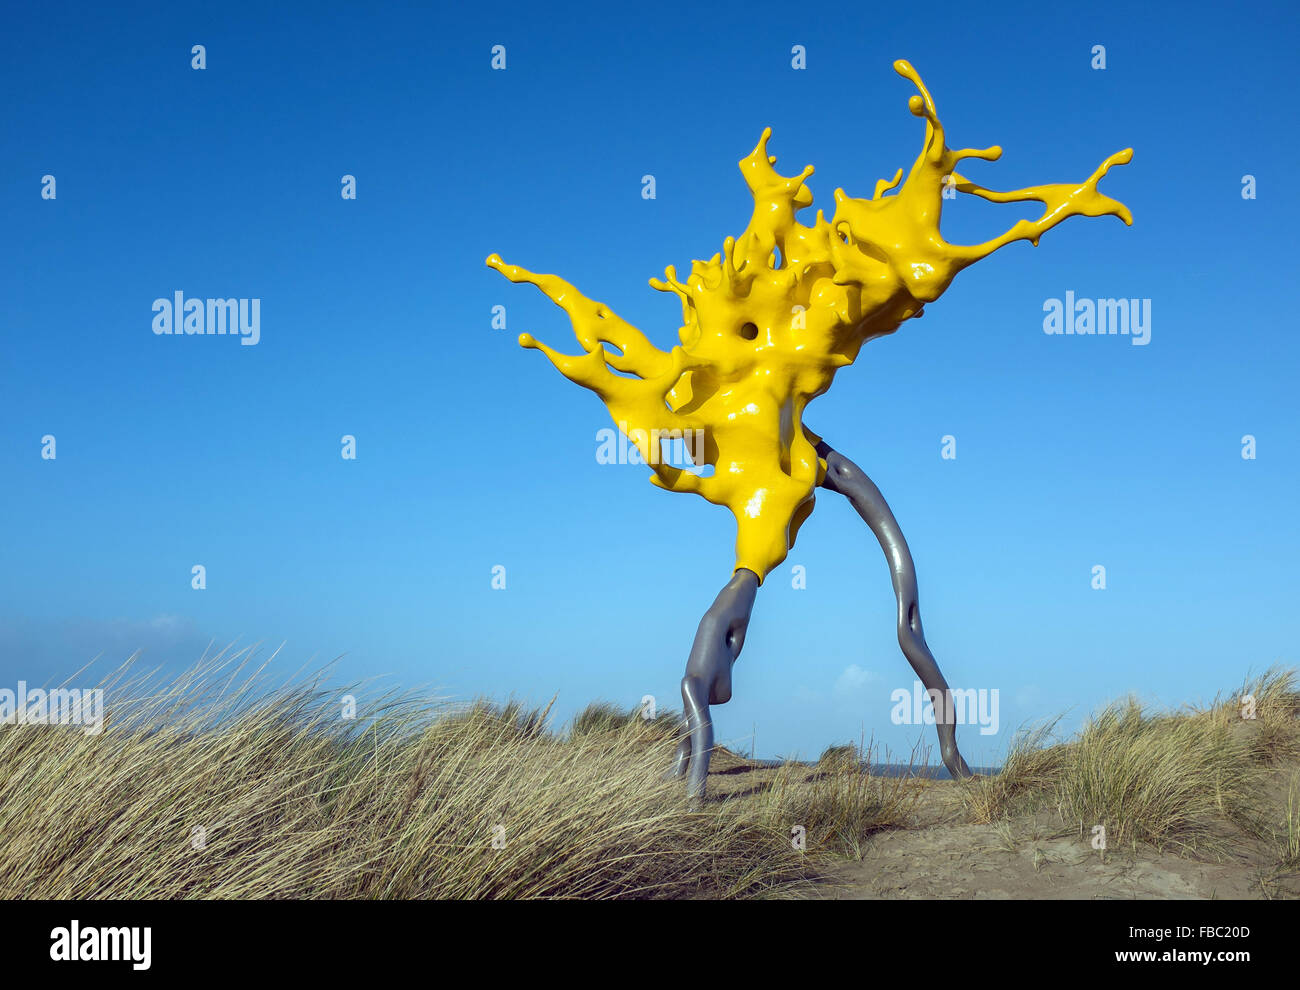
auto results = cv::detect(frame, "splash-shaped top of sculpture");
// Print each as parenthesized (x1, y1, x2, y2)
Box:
(487, 60, 1132, 582)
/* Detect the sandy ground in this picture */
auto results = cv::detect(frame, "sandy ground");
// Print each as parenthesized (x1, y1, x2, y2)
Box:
(703, 749, 1300, 900)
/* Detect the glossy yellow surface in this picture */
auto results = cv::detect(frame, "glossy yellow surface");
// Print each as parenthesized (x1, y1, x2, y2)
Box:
(487, 60, 1131, 582)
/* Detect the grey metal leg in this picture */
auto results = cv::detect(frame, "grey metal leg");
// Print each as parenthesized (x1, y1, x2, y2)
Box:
(815, 438, 973, 779)
(669, 567, 760, 802)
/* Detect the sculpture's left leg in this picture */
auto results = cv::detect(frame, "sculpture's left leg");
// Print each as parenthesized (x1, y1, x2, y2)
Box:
(814, 437, 973, 779)
(667, 567, 760, 803)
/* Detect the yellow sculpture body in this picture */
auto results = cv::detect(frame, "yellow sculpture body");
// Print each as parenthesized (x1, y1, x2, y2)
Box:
(487, 60, 1131, 583)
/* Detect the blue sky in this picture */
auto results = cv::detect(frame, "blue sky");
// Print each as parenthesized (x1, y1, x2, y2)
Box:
(2, 0, 1297, 767)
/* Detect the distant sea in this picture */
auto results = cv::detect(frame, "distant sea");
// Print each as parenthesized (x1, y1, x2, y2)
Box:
(744, 759, 1002, 778)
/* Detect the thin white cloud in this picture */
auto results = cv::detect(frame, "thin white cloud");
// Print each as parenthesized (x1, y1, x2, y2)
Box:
(833, 663, 878, 698)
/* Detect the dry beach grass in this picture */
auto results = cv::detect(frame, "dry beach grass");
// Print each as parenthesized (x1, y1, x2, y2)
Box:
(0, 654, 1297, 899)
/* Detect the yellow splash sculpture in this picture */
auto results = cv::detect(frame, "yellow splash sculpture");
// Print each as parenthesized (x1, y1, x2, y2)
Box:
(488, 60, 1131, 582)
(488, 60, 1131, 799)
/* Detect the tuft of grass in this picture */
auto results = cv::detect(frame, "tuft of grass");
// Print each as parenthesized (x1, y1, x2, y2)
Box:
(568, 700, 681, 744)
(961, 720, 1066, 824)
(754, 740, 924, 859)
(1054, 698, 1257, 855)
(1279, 774, 1300, 871)
(0, 653, 812, 899)
(1210, 666, 1300, 765)
(962, 669, 1300, 863)
(816, 743, 862, 773)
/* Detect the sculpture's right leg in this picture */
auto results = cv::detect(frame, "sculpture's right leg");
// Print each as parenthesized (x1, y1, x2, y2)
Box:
(667, 567, 760, 803)
(814, 438, 974, 780)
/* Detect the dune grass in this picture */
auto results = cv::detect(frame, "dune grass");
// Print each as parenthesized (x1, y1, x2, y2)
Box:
(960, 720, 1064, 826)
(960, 666, 1300, 863)
(1280, 774, 1300, 871)
(750, 740, 925, 859)
(1054, 698, 1255, 854)
(568, 698, 682, 744)
(0, 654, 814, 899)
(4, 655, 1297, 897)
